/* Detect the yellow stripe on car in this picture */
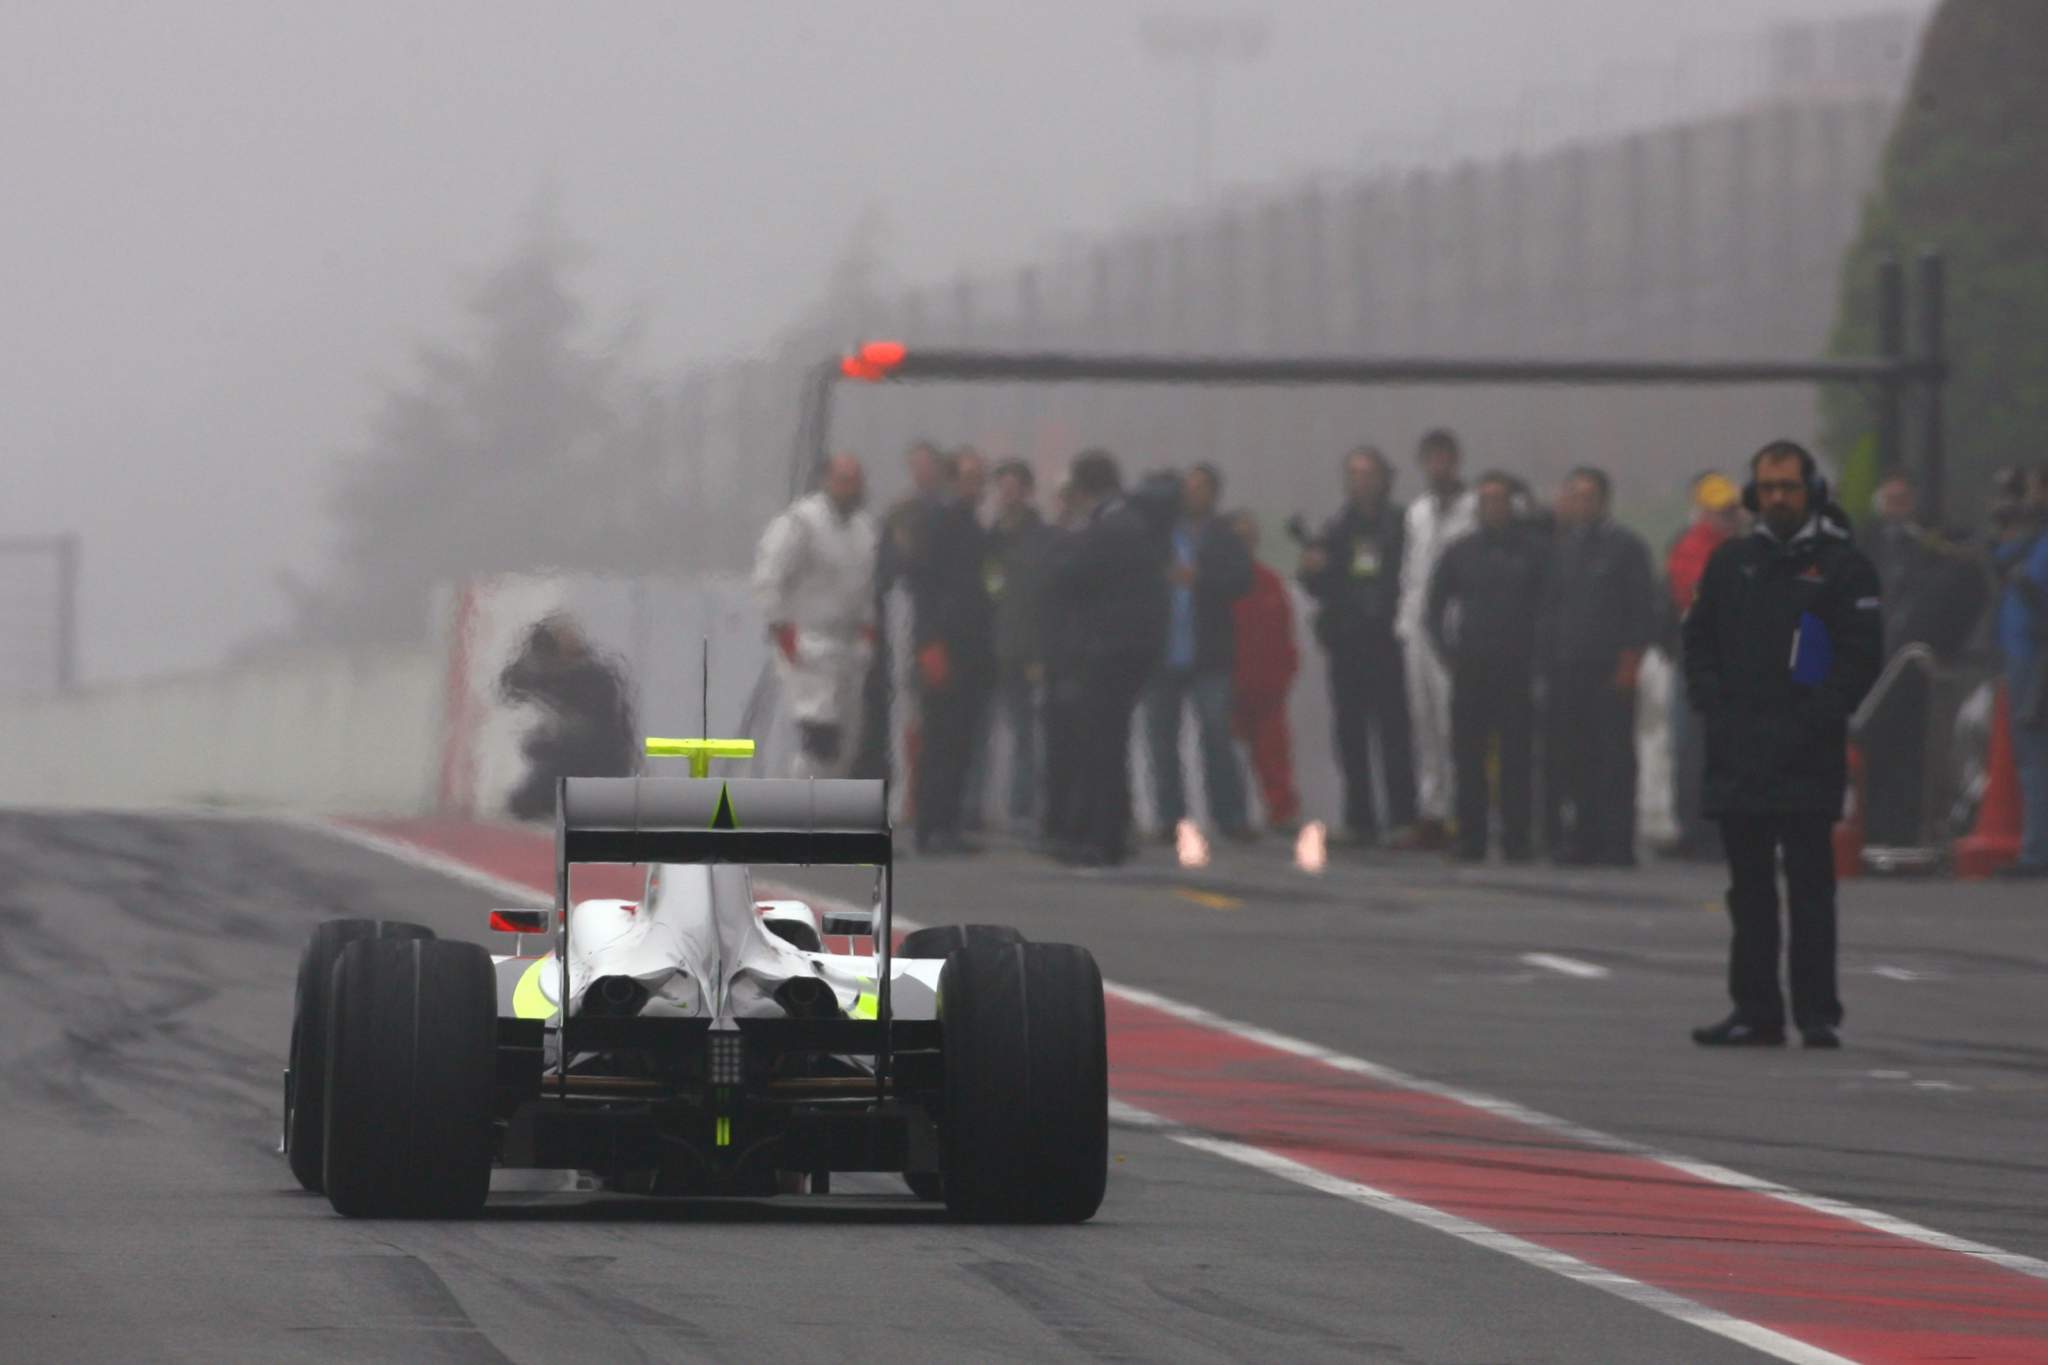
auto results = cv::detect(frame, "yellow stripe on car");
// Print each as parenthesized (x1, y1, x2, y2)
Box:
(512, 957, 556, 1020)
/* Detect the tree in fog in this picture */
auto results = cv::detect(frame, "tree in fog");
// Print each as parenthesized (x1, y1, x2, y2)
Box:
(315, 192, 654, 648)
(1824, 0, 2048, 521)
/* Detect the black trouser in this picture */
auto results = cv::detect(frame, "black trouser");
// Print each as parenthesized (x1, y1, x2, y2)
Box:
(915, 657, 989, 843)
(1717, 813, 1841, 1031)
(1041, 665, 1082, 844)
(1058, 651, 1151, 863)
(1544, 662, 1637, 862)
(850, 624, 892, 782)
(1860, 664, 1929, 846)
(1327, 629, 1417, 838)
(1451, 658, 1534, 858)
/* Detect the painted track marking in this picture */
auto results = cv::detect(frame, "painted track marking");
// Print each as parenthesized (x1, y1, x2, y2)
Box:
(324, 816, 2048, 1362)
(1518, 951, 1610, 978)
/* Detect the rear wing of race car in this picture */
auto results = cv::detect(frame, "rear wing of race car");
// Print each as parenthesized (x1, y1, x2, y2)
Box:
(551, 773, 898, 1090)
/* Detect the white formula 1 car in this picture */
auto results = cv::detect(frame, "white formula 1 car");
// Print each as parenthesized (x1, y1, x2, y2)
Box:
(282, 740, 1108, 1222)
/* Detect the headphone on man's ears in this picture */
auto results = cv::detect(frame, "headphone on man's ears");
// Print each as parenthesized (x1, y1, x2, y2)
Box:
(1740, 441, 1829, 514)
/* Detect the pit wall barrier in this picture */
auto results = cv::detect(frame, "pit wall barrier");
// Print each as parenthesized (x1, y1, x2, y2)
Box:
(0, 651, 443, 813)
(0, 564, 1679, 834)
(0, 569, 1681, 840)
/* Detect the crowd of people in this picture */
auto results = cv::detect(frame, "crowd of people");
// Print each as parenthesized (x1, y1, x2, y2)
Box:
(750, 433, 2048, 878)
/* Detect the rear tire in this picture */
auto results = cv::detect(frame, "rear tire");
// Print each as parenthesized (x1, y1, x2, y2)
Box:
(285, 918, 433, 1192)
(939, 941, 1107, 1222)
(323, 938, 497, 1218)
(897, 927, 1026, 1203)
(898, 923, 1024, 960)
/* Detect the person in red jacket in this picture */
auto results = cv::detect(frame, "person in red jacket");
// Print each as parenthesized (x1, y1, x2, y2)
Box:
(1663, 471, 1744, 857)
(1227, 511, 1303, 831)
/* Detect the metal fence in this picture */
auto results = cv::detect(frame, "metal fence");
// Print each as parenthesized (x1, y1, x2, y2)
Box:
(646, 87, 1902, 571)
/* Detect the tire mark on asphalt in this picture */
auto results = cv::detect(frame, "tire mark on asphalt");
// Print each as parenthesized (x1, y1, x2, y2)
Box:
(963, 1259, 1150, 1362)
(335, 1252, 519, 1365)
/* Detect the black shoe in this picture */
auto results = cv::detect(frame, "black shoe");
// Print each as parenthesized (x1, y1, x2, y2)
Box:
(1691, 1014, 1786, 1047)
(1800, 1025, 1842, 1049)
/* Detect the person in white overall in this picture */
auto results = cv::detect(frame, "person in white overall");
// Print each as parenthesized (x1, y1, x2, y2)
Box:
(752, 455, 879, 778)
(1396, 429, 1477, 847)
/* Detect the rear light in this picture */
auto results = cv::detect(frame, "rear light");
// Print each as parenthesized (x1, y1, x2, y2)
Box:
(707, 1031, 744, 1085)
(489, 909, 549, 934)
(839, 339, 907, 382)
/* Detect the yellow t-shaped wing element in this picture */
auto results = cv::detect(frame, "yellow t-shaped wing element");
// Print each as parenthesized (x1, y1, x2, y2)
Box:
(644, 737, 756, 779)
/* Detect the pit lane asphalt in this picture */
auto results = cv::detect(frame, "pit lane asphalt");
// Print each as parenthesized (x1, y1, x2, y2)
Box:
(0, 811, 2039, 1363)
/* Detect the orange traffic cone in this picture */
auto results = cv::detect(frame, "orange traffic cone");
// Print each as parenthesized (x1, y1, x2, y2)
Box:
(1955, 683, 2023, 879)
(1832, 743, 1864, 879)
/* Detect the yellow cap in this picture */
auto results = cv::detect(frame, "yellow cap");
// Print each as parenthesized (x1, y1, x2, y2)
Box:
(1694, 473, 1739, 511)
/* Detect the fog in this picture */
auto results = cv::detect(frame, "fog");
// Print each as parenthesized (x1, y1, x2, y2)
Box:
(2, 0, 1913, 682)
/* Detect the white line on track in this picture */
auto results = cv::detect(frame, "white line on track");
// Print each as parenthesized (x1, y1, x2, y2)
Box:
(295, 815, 554, 906)
(1872, 964, 1921, 981)
(304, 815, 2048, 1305)
(1162, 1121, 1858, 1365)
(1518, 952, 1610, 979)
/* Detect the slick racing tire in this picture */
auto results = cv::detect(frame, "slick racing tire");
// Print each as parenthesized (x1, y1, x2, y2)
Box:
(898, 923, 1024, 960)
(899, 928, 1026, 1203)
(939, 940, 1108, 1223)
(286, 918, 433, 1193)
(323, 937, 497, 1218)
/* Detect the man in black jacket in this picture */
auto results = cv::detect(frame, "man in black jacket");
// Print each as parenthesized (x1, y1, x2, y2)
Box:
(1298, 446, 1419, 846)
(1145, 463, 1255, 840)
(1041, 450, 1169, 866)
(1426, 473, 1547, 862)
(981, 458, 1052, 831)
(1539, 466, 1656, 866)
(1685, 440, 1882, 1048)
(906, 452, 995, 855)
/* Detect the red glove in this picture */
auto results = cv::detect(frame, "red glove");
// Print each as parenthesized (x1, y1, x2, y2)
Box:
(917, 642, 951, 692)
(771, 622, 797, 663)
(1613, 648, 1643, 693)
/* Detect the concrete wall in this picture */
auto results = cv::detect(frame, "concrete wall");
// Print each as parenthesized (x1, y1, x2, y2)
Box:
(0, 652, 442, 814)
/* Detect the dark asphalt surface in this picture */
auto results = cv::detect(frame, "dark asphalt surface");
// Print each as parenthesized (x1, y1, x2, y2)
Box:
(0, 811, 2040, 1363)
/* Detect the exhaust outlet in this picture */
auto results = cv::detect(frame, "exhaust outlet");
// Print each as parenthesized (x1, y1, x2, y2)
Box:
(586, 975, 650, 1017)
(773, 975, 842, 1020)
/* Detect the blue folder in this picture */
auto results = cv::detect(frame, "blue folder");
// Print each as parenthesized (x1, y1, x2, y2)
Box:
(1789, 611, 1834, 686)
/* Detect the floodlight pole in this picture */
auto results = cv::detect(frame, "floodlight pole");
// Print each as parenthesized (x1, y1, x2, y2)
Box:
(1141, 15, 1272, 205)
(1874, 257, 1904, 486)
(1915, 251, 1946, 527)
